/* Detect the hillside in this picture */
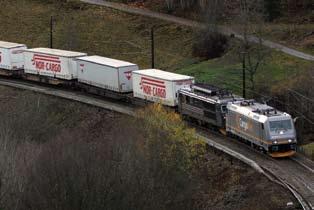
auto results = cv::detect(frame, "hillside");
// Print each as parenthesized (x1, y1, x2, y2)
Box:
(0, 85, 298, 209)
(0, 0, 197, 70)
(122, 0, 314, 54)
(0, 0, 312, 154)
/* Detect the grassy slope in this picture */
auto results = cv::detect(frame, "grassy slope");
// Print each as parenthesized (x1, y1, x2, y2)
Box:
(176, 44, 313, 96)
(256, 23, 314, 55)
(120, 0, 314, 55)
(226, 23, 314, 55)
(1, 0, 312, 96)
(1, 1, 312, 144)
(0, 0, 196, 70)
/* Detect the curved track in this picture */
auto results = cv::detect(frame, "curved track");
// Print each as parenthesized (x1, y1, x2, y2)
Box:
(197, 130, 314, 210)
(0, 78, 313, 209)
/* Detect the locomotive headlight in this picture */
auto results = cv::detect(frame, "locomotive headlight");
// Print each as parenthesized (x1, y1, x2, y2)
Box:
(288, 139, 292, 143)
(273, 140, 278, 144)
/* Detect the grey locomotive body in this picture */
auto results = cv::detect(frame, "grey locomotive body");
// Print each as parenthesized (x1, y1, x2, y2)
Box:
(178, 84, 242, 128)
(226, 100, 297, 157)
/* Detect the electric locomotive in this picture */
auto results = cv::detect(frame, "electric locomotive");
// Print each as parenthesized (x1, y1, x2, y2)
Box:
(226, 100, 297, 157)
(178, 83, 243, 132)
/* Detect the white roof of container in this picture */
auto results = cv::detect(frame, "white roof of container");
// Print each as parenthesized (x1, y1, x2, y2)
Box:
(76, 55, 137, 68)
(24, 48, 87, 57)
(133, 69, 194, 81)
(0, 41, 26, 49)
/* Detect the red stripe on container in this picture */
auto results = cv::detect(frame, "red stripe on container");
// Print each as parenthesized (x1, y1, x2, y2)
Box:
(33, 58, 61, 63)
(142, 81, 166, 88)
(141, 77, 164, 84)
(34, 54, 59, 60)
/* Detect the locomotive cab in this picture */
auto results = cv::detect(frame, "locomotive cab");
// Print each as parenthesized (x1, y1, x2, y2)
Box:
(226, 100, 297, 158)
(266, 116, 297, 157)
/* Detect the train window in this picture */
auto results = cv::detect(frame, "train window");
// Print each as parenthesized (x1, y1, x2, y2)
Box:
(179, 94, 185, 103)
(290, 144, 296, 150)
(221, 105, 227, 113)
(193, 98, 203, 108)
(204, 110, 216, 120)
(272, 146, 279, 152)
(184, 96, 190, 104)
(261, 123, 264, 130)
(203, 102, 215, 111)
(269, 120, 292, 132)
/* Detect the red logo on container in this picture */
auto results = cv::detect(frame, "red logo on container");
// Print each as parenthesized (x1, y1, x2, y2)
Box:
(80, 64, 84, 72)
(124, 71, 132, 80)
(32, 54, 61, 72)
(140, 77, 166, 98)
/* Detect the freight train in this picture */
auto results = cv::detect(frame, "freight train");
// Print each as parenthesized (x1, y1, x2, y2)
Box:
(0, 41, 297, 158)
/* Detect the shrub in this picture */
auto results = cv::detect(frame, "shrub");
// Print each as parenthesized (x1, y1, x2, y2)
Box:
(9, 104, 206, 210)
(192, 30, 229, 59)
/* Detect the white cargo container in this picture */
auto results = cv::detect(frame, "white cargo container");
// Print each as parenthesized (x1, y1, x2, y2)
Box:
(24, 48, 87, 80)
(76, 56, 139, 93)
(0, 41, 27, 70)
(132, 69, 194, 106)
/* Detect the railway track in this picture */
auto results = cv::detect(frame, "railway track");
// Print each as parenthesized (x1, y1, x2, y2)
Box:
(196, 127, 314, 210)
(0, 77, 313, 209)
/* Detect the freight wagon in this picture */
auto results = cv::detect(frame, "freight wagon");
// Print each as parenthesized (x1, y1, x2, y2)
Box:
(0, 41, 27, 76)
(132, 69, 194, 107)
(23, 48, 87, 84)
(0, 39, 298, 158)
(76, 55, 139, 96)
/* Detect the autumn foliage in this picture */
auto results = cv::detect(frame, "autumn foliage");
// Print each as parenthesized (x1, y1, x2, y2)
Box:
(136, 103, 206, 172)
(0, 99, 207, 210)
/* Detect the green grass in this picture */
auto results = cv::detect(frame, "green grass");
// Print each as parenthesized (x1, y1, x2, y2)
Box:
(1, 0, 312, 98)
(0, 0, 196, 71)
(111, 0, 314, 55)
(229, 23, 314, 55)
(262, 23, 314, 55)
(176, 43, 313, 96)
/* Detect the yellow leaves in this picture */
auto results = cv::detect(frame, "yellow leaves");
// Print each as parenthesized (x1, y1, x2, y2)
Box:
(135, 103, 207, 172)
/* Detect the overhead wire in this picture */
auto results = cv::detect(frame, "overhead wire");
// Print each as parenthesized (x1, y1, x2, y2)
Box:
(210, 76, 314, 124)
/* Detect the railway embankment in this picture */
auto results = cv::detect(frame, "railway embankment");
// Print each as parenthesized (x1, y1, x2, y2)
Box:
(0, 79, 306, 209)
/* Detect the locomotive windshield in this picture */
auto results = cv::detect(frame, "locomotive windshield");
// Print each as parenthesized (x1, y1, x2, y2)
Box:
(221, 105, 227, 113)
(269, 120, 292, 132)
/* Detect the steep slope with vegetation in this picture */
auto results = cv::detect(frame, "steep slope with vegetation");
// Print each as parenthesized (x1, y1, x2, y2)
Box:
(119, 0, 314, 54)
(0, 0, 312, 154)
(109, 0, 314, 151)
(0, 86, 297, 209)
(0, 0, 197, 70)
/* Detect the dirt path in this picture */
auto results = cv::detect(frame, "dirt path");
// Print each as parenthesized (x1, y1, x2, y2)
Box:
(81, 0, 314, 62)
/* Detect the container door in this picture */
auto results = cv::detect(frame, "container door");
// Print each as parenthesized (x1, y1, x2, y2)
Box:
(0, 48, 9, 69)
(119, 65, 139, 92)
(10, 47, 26, 70)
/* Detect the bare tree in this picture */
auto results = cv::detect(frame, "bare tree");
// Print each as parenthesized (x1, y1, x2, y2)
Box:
(165, 0, 175, 12)
(238, 0, 269, 94)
